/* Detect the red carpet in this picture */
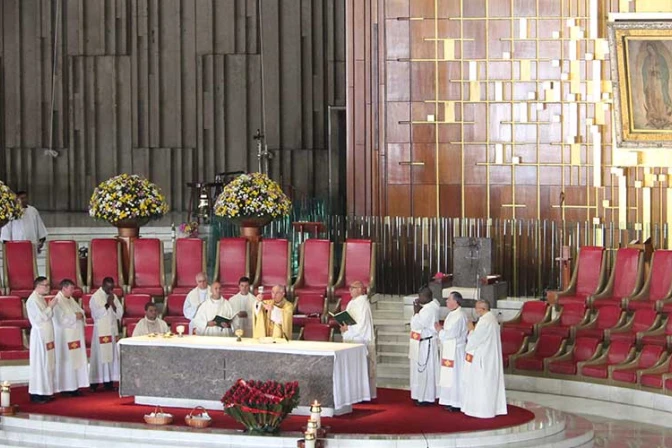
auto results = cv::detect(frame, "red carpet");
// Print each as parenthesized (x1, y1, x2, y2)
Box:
(13, 387, 534, 435)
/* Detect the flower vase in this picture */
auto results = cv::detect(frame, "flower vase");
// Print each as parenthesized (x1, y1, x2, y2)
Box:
(114, 218, 149, 283)
(237, 216, 273, 280)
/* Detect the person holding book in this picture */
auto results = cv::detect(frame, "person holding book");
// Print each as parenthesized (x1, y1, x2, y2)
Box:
(409, 287, 440, 406)
(339, 281, 377, 400)
(132, 302, 169, 336)
(192, 282, 236, 336)
(435, 291, 468, 412)
(253, 285, 294, 340)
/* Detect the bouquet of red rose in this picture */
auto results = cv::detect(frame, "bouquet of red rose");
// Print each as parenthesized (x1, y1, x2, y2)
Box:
(221, 379, 300, 434)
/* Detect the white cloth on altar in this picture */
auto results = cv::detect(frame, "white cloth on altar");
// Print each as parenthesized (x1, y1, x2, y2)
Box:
(341, 294, 377, 399)
(461, 311, 507, 418)
(183, 286, 210, 334)
(0, 205, 48, 245)
(438, 306, 468, 408)
(192, 297, 236, 336)
(132, 317, 169, 337)
(89, 287, 123, 384)
(52, 292, 89, 392)
(228, 292, 256, 337)
(409, 299, 440, 403)
(26, 291, 56, 396)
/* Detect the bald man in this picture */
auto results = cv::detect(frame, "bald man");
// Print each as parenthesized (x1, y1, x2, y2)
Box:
(253, 285, 294, 340)
(192, 282, 236, 336)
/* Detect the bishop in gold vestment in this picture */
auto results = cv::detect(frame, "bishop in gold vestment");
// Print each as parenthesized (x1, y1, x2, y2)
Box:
(253, 285, 294, 339)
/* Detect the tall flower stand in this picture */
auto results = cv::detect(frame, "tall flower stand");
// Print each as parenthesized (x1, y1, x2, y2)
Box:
(115, 218, 148, 283)
(237, 217, 272, 280)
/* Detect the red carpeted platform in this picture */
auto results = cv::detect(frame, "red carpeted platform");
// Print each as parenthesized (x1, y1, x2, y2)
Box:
(13, 387, 533, 435)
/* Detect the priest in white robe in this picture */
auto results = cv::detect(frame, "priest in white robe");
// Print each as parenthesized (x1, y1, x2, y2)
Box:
(409, 288, 441, 405)
(132, 302, 169, 336)
(461, 299, 507, 418)
(340, 281, 377, 400)
(228, 276, 256, 336)
(52, 279, 89, 395)
(183, 272, 210, 334)
(89, 277, 124, 391)
(192, 282, 236, 336)
(435, 291, 468, 411)
(26, 277, 58, 403)
(0, 191, 48, 253)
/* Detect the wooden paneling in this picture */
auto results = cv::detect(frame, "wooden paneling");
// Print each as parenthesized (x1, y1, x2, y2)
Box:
(0, 0, 345, 212)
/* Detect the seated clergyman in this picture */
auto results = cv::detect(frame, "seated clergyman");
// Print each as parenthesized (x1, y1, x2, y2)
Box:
(132, 302, 169, 337)
(253, 285, 294, 339)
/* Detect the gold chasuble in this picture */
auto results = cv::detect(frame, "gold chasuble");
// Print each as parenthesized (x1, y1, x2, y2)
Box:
(253, 299, 294, 339)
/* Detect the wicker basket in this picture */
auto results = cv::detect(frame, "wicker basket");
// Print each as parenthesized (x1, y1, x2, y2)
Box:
(185, 406, 212, 429)
(143, 406, 173, 425)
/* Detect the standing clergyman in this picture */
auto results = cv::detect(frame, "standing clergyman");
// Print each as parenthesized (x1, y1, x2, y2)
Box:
(192, 282, 236, 336)
(183, 272, 210, 335)
(435, 291, 468, 412)
(1, 190, 48, 253)
(89, 277, 124, 392)
(26, 277, 58, 403)
(228, 276, 256, 337)
(409, 287, 441, 405)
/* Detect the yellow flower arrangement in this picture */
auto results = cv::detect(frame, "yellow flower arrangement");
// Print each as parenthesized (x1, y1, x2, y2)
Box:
(214, 173, 291, 219)
(0, 181, 24, 225)
(89, 174, 169, 225)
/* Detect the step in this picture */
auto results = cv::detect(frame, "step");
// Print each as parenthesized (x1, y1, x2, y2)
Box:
(372, 310, 404, 320)
(378, 351, 411, 364)
(377, 330, 410, 343)
(377, 341, 410, 354)
(375, 301, 405, 311)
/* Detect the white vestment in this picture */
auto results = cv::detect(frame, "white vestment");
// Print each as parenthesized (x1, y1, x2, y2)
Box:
(438, 306, 468, 408)
(228, 292, 256, 337)
(341, 294, 377, 399)
(409, 299, 441, 403)
(52, 292, 89, 392)
(89, 288, 123, 384)
(132, 317, 169, 337)
(461, 311, 508, 418)
(192, 297, 236, 336)
(26, 291, 56, 396)
(183, 286, 210, 334)
(0, 205, 48, 245)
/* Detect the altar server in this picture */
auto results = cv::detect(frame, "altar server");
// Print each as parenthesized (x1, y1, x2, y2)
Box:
(253, 285, 294, 340)
(1, 190, 48, 253)
(183, 272, 210, 334)
(435, 291, 468, 411)
(461, 299, 507, 418)
(193, 282, 236, 336)
(409, 287, 440, 405)
(132, 302, 169, 336)
(89, 277, 123, 392)
(27, 277, 58, 403)
(53, 279, 89, 395)
(228, 276, 256, 336)
(340, 281, 377, 399)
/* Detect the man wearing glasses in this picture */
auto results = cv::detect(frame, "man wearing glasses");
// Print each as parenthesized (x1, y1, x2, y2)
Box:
(26, 277, 59, 403)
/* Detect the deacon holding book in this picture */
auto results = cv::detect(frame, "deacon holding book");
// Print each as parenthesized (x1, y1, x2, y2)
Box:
(409, 287, 441, 405)
(132, 302, 169, 336)
(461, 299, 507, 418)
(228, 276, 256, 336)
(435, 291, 468, 411)
(89, 277, 123, 392)
(183, 272, 210, 335)
(192, 282, 236, 336)
(253, 285, 294, 339)
(27, 277, 58, 403)
(340, 281, 377, 399)
(52, 279, 89, 395)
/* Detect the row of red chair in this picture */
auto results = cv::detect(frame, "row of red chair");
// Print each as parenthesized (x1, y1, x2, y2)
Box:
(0, 238, 376, 303)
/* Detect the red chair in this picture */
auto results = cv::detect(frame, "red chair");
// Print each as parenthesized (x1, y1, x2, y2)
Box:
(125, 322, 138, 338)
(84, 324, 94, 357)
(639, 356, 672, 390)
(170, 238, 207, 294)
(79, 294, 96, 325)
(546, 337, 602, 375)
(501, 301, 551, 337)
(129, 239, 166, 298)
(637, 316, 672, 349)
(553, 246, 607, 307)
(512, 334, 566, 373)
(610, 345, 667, 384)
(0, 296, 30, 329)
(573, 305, 626, 341)
(579, 341, 636, 380)
(122, 293, 152, 326)
(538, 303, 589, 339)
(253, 239, 291, 299)
(501, 328, 528, 370)
(2, 241, 37, 299)
(88, 239, 124, 297)
(0, 326, 29, 360)
(299, 323, 333, 342)
(292, 294, 328, 328)
(162, 293, 189, 324)
(330, 239, 376, 302)
(46, 240, 84, 298)
(607, 309, 661, 345)
(328, 294, 355, 329)
(622, 250, 672, 311)
(591, 248, 644, 309)
(213, 238, 250, 296)
(292, 240, 334, 299)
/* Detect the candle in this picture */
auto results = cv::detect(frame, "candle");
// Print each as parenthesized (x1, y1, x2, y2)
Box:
(304, 431, 316, 448)
(176, 325, 185, 336)
(306, 418, 318, 435)
(309, 400, 322, 428)
(1, 381, 10, 408)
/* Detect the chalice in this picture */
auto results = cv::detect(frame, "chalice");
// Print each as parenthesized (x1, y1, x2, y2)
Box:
(235, 329, 244, 342)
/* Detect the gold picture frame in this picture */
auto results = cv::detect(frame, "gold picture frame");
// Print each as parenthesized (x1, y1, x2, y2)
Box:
(608, 20, 672, 148)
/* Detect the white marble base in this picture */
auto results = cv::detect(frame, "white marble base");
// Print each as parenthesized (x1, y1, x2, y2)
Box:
(0, 364, 29, 383)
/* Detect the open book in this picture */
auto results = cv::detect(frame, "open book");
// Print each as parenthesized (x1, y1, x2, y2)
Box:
(213, 315, 234, 327)
(329, 310, 356, 326)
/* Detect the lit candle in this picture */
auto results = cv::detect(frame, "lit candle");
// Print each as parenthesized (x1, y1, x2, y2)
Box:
(176, 325, 185, 336)
(1, 381, 10, 408)
(304, 430, 316, 448)
(309, 400, 322, 428)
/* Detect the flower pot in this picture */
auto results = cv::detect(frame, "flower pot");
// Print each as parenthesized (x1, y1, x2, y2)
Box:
(114, 218, 150, 283)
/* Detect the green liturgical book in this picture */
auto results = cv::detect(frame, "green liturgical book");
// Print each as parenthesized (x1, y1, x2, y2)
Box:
(329, 310, 357, 326)
(214, 315, 233, 327)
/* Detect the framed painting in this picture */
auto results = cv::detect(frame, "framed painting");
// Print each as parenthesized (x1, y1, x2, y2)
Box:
(608, 19, 672, 148)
